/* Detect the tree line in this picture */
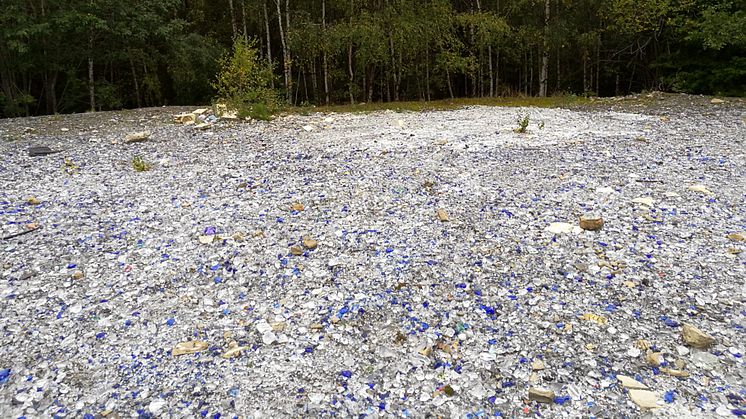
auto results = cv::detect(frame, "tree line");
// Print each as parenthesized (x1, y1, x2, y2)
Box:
(1, 0, 743, 117)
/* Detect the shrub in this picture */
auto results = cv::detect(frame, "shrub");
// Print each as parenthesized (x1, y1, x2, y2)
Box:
(213, 38, 277, 120)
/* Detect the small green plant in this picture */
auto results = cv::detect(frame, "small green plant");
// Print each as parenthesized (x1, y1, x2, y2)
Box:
(538, 120, 545, 130)
(132, 155, 152, 172)
(64, 157, 80, 175)
(514, 113, 530, 133)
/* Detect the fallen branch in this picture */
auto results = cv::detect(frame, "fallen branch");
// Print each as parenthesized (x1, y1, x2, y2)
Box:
(635, 179, 664, 184)
(1, 228, 41, 240)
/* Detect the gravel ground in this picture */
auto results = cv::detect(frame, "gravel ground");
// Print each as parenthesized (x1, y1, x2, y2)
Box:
(1, 94, 745, 418)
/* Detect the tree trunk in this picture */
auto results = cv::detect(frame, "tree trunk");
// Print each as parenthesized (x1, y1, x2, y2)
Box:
(88, 56, 95, 111)
(388, 34, 399, 101)
(386, 74, 390, 101)
(615, 73, 620, 96)
(539, 0, 550, 97)
(397, 49, 402, 101)
(530, 47, 535, 96)
(367, 66, 375, 103)
(496, 50, 500, 96)
(310, 58, 318, 103)
(39, 0, 54, 114)
(555, 0, 561, 92)
(227, 0, 238, 39)
(628, 63, 635, 92)
(321, 0, 330, 105)
(556, 47, 561, 91)
(275, 0, 291, 104)
(583, 53, 588, 93)
(469, 0, 477, 97)
(526, 50, 530, 96)
(23, 75, 31, 116)
(263, 0, 274, 89)
(295, 67, 302, 104)
(142, 60, 149, 106)
(478, 48, 483, 97)
(285, 0, 292, 104)
(595, 33, 601, 95)
(129, 53, 141, 108)
(416, 70, 423, 101)
(488, 45, 494, 97)
(446, 67, 454, 99)
(425, 47, 431, 101)
(302, 68, 308, 103)
(241, 0, 248, 41)
(347, 42, 354, 104)
(42, 71, 57, 114)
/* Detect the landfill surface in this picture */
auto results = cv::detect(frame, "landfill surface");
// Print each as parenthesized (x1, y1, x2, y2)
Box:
(1, 94, 745, 418)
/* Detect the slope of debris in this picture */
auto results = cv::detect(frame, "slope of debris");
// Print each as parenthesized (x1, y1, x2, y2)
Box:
(0, 95, 744, 418)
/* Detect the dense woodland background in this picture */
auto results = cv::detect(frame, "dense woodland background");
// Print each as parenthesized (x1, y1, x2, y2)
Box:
(1, 0, 744, 118)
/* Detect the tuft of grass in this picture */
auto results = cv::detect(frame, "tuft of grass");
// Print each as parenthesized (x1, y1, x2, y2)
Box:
(514, 113, 530, 133)
(132, 155, 153, 172)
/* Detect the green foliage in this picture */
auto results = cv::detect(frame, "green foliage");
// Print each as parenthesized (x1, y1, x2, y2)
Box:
(1, 0, 744, 119)
(663, 54, 746, 96)
(237, 102, 273, 121)
(168, 34, 224, 105)
(95, 81, 123, 111)
(678, 2, 746, 50)
(213, 38, 278, 120)
(132, 156, 153, 172)
(1, 93, 35, 117)
(659, 0, 746, 95)
(608, 0, 671, 34)
(515, 113, 530, 133)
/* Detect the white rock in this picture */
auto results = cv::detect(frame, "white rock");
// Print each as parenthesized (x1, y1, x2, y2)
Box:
(688, 184, 714, 195)
(480, 352, 496, 361)
(545, 222, 575, 234)
(262, 331, 277, 345)
(148, 399, 166, 414)
(632, 197, 655, 206)
(628, 389, 662, 409)
(125, 131, 150, 143)
(716, 406, 732, 415)
(617, 375, 648, 389)
(255, 320, 273, 334)
(309, 393, 325, 404)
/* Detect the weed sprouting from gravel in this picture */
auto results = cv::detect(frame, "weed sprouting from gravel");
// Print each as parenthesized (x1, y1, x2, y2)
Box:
(515, 113, 530, 133)
(132, 156, 152, 172)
